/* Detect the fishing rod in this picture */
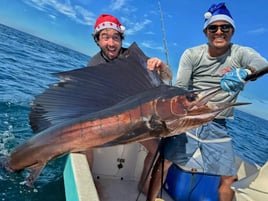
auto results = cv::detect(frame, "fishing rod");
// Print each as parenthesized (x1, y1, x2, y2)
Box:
(158, 0, 172, 87)
(158, 0, 169, 67)
(245, 66, 268, 81)
(136, 4, 171, 201)
(158, 1, 170, 199)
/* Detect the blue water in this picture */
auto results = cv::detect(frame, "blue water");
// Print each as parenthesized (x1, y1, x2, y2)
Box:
(0, 23, 89, 201)
(0, 23, 267, 200)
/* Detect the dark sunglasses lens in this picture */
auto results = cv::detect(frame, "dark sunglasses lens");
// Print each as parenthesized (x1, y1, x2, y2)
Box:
(207, 25, 218, 33)
(207, 25, 231, 33)
(221, 25, 231, 32)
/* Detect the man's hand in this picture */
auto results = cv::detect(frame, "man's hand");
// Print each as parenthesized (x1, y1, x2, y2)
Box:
(147, 58, 172, 82)
(147, 58, 165, 71)
(220, 68, 251, 93)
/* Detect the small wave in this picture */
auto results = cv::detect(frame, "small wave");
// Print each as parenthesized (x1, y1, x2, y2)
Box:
(0, 101, 32, 155)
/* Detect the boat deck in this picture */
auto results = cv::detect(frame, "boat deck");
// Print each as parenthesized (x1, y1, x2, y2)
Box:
(64, 143, 174, 201)
(91, 143, 174, 201)
(94, 176, 174, 201)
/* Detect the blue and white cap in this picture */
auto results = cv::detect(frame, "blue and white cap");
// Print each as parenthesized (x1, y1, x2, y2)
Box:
(203, 2, 235, 29)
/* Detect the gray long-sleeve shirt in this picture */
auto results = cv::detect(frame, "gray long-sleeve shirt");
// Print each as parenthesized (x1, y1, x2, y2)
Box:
(175, 43, 268, 118)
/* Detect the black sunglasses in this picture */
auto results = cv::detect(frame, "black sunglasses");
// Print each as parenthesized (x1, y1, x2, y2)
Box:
(207, 24, 233, 33)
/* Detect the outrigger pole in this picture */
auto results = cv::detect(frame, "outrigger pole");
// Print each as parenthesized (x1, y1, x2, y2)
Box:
(158, 0, 172, 86)
(158, 0, 169, 68)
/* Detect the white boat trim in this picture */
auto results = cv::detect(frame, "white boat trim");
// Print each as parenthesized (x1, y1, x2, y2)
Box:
(64, 153, 100, 201)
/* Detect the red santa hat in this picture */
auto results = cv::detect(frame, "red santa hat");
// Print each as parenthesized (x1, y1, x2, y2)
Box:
(94, 14, 125, 34)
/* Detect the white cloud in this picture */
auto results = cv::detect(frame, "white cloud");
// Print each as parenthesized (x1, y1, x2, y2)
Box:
(73, 5, 95, 25)
(123, 18, 152, 35)
(109, 0, 128, 11)
(247, 27, 268, 35)
(22, 0, 154, 36)
(141, 41, 163, 51)
(48, 14, 56, 20)
(22, 0, 95, 26)
(23, 0, 48, 12)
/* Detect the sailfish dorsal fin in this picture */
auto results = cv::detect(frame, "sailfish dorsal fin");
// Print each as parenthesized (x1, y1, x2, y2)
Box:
(29, 42, 163, 133)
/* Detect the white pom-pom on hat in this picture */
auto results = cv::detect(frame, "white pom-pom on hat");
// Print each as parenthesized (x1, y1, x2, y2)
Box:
(204, 12, 212, 19)
(120, 25, 125, 33)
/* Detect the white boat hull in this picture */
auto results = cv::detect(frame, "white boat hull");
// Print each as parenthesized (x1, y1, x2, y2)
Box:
(64, 143, 268, 201)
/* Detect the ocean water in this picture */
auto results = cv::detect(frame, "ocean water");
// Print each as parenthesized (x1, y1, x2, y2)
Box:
(0, 23, 89, 201)
(0, 23, 267, 201)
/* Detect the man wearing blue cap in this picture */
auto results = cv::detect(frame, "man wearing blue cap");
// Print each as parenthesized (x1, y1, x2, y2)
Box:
(147, 2, 268, 201)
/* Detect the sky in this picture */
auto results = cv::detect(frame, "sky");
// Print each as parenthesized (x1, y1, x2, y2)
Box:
(1, 0, 268, 119)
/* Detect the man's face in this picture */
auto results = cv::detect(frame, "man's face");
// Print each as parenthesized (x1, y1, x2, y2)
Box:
(97, 29, 122, 60)
(204, 20, 234, 51)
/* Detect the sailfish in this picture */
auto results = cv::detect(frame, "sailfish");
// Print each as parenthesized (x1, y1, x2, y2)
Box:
(0, 42, 249, 186)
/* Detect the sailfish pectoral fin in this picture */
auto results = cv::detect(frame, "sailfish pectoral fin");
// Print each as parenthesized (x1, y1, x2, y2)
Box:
(25, 163, 46, 187)
(102, 116, 168, 146)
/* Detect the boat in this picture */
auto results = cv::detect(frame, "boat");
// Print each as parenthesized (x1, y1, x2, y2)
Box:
(64, 143, 173, 201)
(63, 140, 268, 201)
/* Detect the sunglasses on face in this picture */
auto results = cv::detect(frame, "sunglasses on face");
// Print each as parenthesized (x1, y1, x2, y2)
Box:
(207, 24, 233, 33)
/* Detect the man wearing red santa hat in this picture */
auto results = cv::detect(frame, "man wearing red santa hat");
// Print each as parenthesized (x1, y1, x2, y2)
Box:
(86, 14, 172, 196)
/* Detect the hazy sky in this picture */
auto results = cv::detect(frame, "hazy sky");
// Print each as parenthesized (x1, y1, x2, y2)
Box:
(1, 0, 268, 119)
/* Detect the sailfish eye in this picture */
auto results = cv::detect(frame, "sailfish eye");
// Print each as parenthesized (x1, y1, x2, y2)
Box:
(186, 93, 197, 102)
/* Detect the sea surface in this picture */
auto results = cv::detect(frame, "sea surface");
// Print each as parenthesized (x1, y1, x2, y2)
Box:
(0, 23, 267, 201)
